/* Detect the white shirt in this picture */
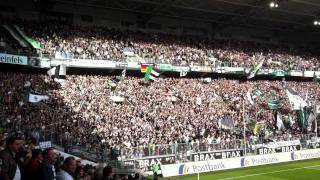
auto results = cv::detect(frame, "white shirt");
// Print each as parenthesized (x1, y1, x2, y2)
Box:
(56, 169, 73, 180)
(13, 165, 21, 180)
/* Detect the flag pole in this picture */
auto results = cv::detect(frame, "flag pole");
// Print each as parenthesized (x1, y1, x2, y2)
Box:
(313, 73, 318, 137)
(315, 104, 318, 137)
(243, 97, 247, 156)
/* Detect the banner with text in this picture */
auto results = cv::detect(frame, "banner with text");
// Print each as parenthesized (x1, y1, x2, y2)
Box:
(191, 149, 243, 161)
(0, 53, 28, 65)
(123, 155, 176, 171)
(161, 148, 320, 177)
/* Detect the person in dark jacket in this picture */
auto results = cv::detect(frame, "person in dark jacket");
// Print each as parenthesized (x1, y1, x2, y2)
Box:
(102, 165, 113, 180)
(38, 148, 57, 180)
(0, 136, 23, 180)
(24, 149, 43, 180)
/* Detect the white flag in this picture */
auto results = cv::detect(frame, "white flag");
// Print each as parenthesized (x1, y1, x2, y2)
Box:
(246, 90, 254, 105)
(286, 89, 308, 110)
(24, 81, 31, 87)
(47, 67, 56, 77)
(277, 113, 284, 130)
(316, 105, 320, 114)
(29, 93, 49, 103)
(121, 69, 126, 78)
(196, 97, 202, 105)
(109, 96, 125, 102)
(47, 65, 67, 86)
(180, 70, 188, 77)
(203, 77, 212, 83)
(54, 78, 67, 87)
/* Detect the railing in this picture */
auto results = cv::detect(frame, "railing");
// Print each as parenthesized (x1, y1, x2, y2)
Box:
(34, 51, 320, 71)
(39, 129, 318, 161)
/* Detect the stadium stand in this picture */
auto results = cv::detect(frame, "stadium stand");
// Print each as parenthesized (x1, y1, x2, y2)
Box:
(1, 0, 320, 179)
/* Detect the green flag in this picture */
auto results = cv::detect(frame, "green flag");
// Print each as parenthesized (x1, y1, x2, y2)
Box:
(14, 25, 41, 49)
(27, 37, 41, 49)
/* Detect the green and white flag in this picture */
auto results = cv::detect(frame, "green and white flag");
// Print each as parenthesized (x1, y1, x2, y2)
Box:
(255, 88, 262, 97)
(296, 106, 309, 130)
(272, 70, 288, 77)
(145, 65, 160, 81)
(268, 99, 281, 110)
(286, 88, 307, 110)
(14, 25, 41, 49)
(247, 57, 264, 79)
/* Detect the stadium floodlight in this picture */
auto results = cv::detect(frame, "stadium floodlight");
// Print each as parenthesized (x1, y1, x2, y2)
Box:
(314, 21, 318, 26)
(269, 2, 275, 8)
(269, 1, 279, 8)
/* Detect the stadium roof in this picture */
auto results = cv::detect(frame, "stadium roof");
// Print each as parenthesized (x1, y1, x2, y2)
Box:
(57, 0, 320, 32)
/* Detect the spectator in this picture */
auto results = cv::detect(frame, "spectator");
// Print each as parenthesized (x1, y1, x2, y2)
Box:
(38, 148, 57, 180)
(0, 135, 23, 180)
(74, 165, 85, 180)
(24, 149, 43, 180)
(57, 156, 77, 180)
(102, 166, 113, 180)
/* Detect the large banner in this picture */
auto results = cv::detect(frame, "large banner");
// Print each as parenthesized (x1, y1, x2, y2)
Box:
(161, 149, 320, 177)
(50, 59, 117, 68)
(191, 149, 243, 161)
(254, 140, 300, 149)
(122, 155, 176, 171)
(0, 53, 28, 65)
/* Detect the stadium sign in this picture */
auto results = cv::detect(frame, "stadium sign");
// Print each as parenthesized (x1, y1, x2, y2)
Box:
(38, 141, 52, 149)
(290, 149, 320, 161)
(0, 53, 28, 65)
(122, 155, 176, 171)
(257, 145, 300, 155)
(257, 148, 276, 155)
(303, 71, 315, 78)
(191, 149, 244, 161)
(116, 62, 128, 68)
(157, 64, 174, 71)
(254, 140, 300, 149)
(280, 145, 300, 152)
(162, 149, 320, 177)
(274, 140, 301, 147)
(157, 64, 190, 73)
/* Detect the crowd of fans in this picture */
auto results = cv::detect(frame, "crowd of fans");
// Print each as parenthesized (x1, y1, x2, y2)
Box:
(31, 23, 320, 70)
(1, 17, 320, 70)
(0, 135, 145, 180)
(0, 71, 318, 161)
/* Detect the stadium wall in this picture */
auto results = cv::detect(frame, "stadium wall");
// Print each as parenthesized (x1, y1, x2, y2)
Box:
(161, 148, 320, 177)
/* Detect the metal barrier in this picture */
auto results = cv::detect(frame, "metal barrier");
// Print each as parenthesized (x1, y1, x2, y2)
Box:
(41, 131, 317, 160)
